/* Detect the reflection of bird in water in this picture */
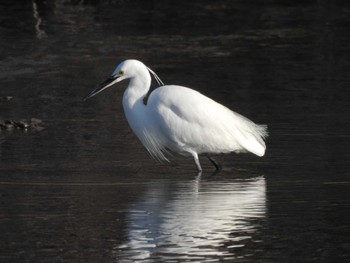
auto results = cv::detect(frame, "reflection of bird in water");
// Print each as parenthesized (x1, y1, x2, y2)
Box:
(85, 60, 268, 171)
(116, 176, 266, 261)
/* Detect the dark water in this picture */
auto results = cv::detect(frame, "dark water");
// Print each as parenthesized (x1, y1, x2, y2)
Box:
(1, 0, 350, 262)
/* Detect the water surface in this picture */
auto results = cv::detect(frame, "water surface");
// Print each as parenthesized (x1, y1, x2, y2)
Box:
(0, 0, 350, 262)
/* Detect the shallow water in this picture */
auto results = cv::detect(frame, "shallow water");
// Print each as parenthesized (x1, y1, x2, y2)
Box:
(1, 0, 350, 262)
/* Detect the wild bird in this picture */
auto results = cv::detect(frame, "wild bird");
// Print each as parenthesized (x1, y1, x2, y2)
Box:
(85, 59, 268, 172)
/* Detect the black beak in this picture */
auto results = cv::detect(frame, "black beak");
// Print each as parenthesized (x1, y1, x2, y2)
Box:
(83, 76, 117, 101)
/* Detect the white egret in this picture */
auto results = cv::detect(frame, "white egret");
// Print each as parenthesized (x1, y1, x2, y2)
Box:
(85, 59, 268, 171)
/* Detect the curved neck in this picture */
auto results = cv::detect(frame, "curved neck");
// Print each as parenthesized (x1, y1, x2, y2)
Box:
(122, 70, 151, 110)
(122, 70, 152, 140)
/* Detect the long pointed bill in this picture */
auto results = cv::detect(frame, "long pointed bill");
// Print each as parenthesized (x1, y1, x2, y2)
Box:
(83, 75, 119, 101)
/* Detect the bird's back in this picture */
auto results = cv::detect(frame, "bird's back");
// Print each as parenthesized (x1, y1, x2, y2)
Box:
(147, 85, 268, 156)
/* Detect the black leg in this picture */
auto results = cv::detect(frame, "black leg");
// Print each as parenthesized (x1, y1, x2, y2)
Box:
(207, 156, 222, 171)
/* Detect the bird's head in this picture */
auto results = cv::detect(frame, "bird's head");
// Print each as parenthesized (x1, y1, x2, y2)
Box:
(84, 59, 164, 100)
(84, 59, 142, 100)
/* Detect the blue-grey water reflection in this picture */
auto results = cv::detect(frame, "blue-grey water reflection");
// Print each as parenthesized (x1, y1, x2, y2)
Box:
(117, 176, 265, 261)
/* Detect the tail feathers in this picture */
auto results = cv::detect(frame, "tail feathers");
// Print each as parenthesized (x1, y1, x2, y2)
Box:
(234, 123, 268, 157)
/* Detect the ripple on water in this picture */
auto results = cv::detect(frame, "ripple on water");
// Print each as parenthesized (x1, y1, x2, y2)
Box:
(115, 176, 266, 261)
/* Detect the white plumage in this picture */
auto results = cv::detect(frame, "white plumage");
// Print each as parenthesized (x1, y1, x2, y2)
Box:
(85, 59, 268, 171)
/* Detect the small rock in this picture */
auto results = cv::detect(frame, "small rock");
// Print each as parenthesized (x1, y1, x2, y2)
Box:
(14, 121, 30, 129)
(30, 118, 42, 125)
(4, 120, 14, 129)
(0, 118, 44, 131)
(0, 96, 13, 101)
